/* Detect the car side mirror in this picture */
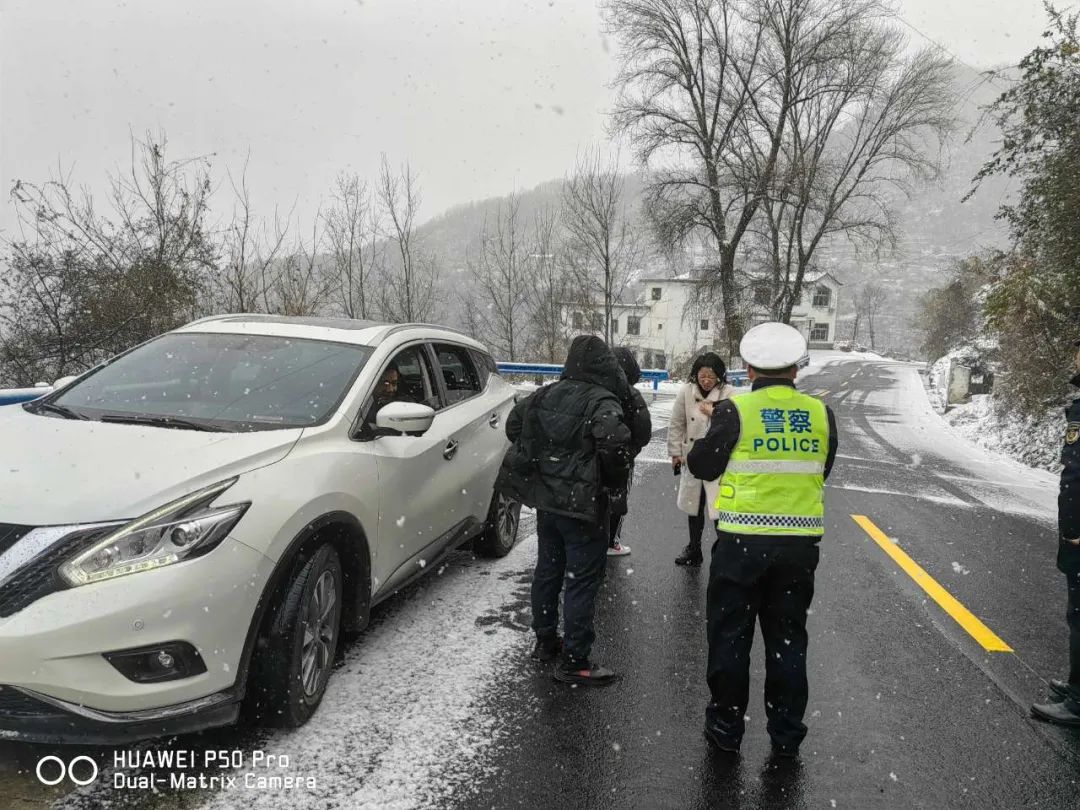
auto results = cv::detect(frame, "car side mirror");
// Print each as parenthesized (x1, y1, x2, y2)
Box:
(52, 375, 78, 391)
(374, 401, 436, 437)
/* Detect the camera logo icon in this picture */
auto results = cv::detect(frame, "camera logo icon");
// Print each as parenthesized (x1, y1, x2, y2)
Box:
(35, 755, 99, 786)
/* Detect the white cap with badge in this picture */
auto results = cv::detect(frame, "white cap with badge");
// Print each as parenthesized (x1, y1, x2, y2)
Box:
(739, 322, 808, 371)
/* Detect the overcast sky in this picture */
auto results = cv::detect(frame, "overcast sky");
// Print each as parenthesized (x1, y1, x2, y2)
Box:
(0, 0, 1058, 237)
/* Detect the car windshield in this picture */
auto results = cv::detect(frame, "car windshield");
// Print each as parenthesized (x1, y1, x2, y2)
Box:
(46, 332, 373, 431)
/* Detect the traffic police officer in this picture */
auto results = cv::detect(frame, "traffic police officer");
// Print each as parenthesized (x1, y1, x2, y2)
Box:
(1031, 337, 1080, 726)
(687, 322, 837, 757)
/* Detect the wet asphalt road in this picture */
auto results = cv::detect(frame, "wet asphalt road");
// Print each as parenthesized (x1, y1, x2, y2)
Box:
(452, 357, 1080, 810)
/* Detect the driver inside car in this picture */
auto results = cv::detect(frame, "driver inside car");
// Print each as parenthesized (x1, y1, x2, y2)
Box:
(367, 363, 417, 427)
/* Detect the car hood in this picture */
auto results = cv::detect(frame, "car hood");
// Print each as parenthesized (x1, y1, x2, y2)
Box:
(0, 406, 303, 525)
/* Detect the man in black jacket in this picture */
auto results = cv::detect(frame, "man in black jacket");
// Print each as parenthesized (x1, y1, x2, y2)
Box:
(496, 335, 632, 685)
(1032, 339, 1080, 726)
(608, 347, 653, 557)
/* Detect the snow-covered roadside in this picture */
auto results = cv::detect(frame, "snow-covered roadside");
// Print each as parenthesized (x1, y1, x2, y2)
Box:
(925, 352, 1065, 474)
(58, 522, 540, 810)
(213, 534, 538, 810)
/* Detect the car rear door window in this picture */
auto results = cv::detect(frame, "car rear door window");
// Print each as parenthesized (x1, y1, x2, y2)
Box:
(432, 344, 482, 406)
(470, 349, 498, 388)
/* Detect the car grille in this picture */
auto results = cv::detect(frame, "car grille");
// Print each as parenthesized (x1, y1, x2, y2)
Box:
(0, 526, 109, 619)
(0, 686, 67, 719)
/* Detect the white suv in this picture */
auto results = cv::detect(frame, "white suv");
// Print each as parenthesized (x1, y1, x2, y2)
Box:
(0, 315, 521, 743)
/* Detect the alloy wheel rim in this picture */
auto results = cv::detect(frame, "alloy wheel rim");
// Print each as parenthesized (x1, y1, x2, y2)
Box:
(497, 494, 518, 546)
(300, 569, 338, 697)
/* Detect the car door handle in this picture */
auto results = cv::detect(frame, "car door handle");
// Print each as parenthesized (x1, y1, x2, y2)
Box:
(488, 412, 500, 428)
(443, 440, 459, 460)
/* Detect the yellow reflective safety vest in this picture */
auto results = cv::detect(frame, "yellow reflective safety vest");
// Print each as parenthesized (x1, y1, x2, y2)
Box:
(714, 384, 829, 536)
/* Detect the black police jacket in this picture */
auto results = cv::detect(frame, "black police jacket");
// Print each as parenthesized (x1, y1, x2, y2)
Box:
(495, 336, 633, 526)
(1058, 373, 1080, 573)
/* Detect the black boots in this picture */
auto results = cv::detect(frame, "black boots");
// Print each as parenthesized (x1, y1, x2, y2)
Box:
(1031, 678, 1080, 726)
(675, 542, 703, 566)
(531, 634, 563, 663)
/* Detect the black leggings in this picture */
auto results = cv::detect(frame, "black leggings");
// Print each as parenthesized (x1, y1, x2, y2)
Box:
(688, 484, 708, 546)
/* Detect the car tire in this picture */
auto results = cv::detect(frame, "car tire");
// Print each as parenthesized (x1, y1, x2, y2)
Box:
(253, 543, 343, 728)
(474, 490, 521, 558)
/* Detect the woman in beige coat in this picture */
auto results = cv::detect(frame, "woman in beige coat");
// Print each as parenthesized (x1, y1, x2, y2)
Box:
(667, 352, 736, 566)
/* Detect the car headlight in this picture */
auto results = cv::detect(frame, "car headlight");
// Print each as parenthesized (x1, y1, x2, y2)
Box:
(58, 478, 249, 587)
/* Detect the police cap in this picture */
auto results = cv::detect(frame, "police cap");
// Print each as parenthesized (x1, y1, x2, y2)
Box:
(739, 322, 808, 371)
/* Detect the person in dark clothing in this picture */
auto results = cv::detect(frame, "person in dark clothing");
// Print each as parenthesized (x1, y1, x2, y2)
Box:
(1032, 339, 1080, 726)
(495, 335, 633, 685)
(364, 363, 417, 430)
(687, 323, 838, 758)
(608, 347, 653, 557)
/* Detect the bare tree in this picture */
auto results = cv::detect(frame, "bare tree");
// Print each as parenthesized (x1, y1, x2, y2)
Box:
(466, 193, 533, 360)
(325, 173, 381, 320)
(214, 155, 290, 314)
(376, 156, 439, 323)
(606, 0, 919, 355)
(0, 248, 87, 385)
(749, 16, 954, 322)
(526, 205, 571, 363)
(456, 283, 486, 341)
(854, 281, 887, 348)
(606, 0, 768, 355)
(2, 132, 216, 381)
(272, 213, 333, 316)
(561, 150, 640, 345)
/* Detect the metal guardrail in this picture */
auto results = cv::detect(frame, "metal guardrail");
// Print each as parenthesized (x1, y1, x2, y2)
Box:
(1, 361, 738, 405)
(0, 387, 51, 406)
(496, 362, 670, 391)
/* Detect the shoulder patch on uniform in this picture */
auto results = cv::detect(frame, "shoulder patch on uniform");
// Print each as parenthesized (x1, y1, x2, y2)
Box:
(1067, 422, 1080, 445)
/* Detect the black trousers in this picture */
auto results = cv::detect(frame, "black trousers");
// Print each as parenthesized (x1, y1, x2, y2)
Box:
(1067, 567, 1080, 698)
(609, 467, 634, 547)
(687, 484, 708, 547)
(532, 511, 608, 666)
(705, 532, 820, 750)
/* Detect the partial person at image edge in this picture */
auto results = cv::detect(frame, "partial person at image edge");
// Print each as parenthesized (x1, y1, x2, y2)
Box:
(607, 347, 653, 557)
(1031, 336, 1080, 726)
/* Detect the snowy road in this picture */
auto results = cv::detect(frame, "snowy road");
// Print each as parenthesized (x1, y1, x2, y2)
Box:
(3, 355, 1078, 808)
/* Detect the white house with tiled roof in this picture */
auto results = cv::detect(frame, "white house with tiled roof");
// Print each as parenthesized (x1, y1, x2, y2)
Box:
(562, 272, 841, 370)
(745, 272, 843, 349)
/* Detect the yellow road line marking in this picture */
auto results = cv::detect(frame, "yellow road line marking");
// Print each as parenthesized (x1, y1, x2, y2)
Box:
(850, 515, 1013, 653)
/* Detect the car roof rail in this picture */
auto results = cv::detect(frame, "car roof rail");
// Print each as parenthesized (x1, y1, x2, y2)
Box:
(183, 313, 236, 327)
(382, 322, 475, 341)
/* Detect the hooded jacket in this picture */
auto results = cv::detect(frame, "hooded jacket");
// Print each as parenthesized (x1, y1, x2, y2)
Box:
(495, 335, 633, 524)
(613, 347, 653, 457)
(1058, 372, 1080, 572)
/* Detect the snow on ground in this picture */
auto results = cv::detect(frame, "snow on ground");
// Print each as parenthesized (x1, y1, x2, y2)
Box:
(857, 357, 1058, 526)
(205, 532, 539, 810)
(925, 352, 1065, 474)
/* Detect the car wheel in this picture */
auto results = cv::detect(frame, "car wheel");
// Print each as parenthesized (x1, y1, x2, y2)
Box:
(254, 543, 343, 728)
(474, 490, 521, 558)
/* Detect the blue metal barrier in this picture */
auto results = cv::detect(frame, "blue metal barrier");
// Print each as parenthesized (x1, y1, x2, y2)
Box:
(0, 387, 51, 406)
(496, 362, 670, 391)
(727, 370, 748, 387)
